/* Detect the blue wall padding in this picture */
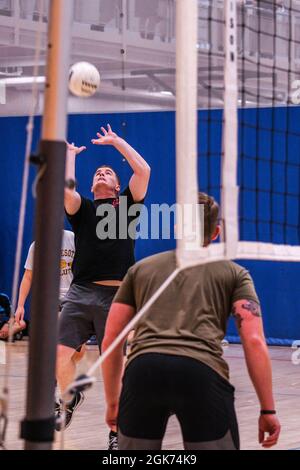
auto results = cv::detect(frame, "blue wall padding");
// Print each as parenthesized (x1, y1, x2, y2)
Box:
(0, 110, 299, 343)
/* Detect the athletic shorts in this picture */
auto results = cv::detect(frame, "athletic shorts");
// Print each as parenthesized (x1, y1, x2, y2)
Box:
(118, 353, 240, 450)
(58, 283, 118, 351)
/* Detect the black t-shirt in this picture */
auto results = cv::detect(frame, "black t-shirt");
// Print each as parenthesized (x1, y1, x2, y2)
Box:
(67, 187, 142, 284)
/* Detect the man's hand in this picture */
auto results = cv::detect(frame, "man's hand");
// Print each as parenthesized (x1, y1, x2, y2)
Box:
(106, 403, 118, 432)
(258, 414, 281, 448)
(66, 141, 86, 155)
(15, 306, 25, 324)
(91, 124, 119, 146)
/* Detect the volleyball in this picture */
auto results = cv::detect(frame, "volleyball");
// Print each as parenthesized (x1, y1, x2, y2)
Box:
(68, 62, 100, 98)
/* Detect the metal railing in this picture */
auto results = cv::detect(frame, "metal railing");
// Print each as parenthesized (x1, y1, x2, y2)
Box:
(0, 0, 300, 60)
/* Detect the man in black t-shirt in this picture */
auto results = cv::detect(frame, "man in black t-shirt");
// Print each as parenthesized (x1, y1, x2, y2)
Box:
(55, 124, 150, 447)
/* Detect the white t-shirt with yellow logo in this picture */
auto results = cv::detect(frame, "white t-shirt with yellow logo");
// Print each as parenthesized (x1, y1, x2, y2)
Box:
(25, 230, 75, 300)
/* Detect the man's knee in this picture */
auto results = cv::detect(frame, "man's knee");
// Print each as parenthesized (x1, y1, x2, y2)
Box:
(57, 344, 76, 367)
(73, 344, 85, 363)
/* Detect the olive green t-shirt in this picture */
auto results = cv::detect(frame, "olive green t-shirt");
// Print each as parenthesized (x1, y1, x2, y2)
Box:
(114, 250, 260, 381)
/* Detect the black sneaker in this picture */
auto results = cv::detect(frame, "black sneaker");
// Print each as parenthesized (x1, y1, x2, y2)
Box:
(54, 400, 62, 431)
(55, 392, 84, 431)
(54, 400, 61, 414)
(108, 430, 118, 450)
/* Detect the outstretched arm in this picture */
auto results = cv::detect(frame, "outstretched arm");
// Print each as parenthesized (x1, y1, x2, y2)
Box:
(14, 269, 32, 323)
(233, 299, 281, 448)
(64, 142, 86, 215)
(92, 124, 150, 202)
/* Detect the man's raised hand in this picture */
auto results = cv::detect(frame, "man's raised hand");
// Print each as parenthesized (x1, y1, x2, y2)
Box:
(66, 141, 86, 155)
(91, 124, 119, 146)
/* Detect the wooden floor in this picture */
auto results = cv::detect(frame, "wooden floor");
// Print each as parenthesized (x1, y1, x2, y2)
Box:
(1, 342, 299, 451)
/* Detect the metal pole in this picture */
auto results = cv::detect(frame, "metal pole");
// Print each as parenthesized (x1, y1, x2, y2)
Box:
(222, 0, 239, 258)
(22, 0, 73, 450)
(175, 0, 199, 266)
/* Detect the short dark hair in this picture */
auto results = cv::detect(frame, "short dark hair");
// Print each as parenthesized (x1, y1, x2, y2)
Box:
(96, 165, 121, 186)
(198, 192, 220, 243)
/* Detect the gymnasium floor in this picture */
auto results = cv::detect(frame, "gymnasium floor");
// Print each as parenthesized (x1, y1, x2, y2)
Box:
(1, 342, 299, 451)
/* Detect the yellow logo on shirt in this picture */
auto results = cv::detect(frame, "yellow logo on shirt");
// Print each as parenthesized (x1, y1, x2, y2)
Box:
(61, 260, 73, 269)
(60, 259, 73, 276)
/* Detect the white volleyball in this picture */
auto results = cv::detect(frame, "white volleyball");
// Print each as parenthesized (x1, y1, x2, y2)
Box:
(69, 62, 100, 98)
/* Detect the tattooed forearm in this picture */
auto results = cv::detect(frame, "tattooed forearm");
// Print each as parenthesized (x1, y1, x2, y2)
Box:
(242, 300, 261, 317)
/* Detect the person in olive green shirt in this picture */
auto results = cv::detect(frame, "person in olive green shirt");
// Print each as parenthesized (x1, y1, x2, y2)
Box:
(102, 193, 281, 450)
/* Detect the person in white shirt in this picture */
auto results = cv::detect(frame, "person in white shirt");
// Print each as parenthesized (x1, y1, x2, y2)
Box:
(0, 230, 75, 340)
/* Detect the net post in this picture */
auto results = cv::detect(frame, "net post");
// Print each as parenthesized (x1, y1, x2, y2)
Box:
(23, 0, 73, 450)
(222, 0, 239, 259)
(175, 0, 199, 267)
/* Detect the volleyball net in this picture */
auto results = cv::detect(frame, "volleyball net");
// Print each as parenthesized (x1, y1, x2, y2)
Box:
(177, 0, 300, 268)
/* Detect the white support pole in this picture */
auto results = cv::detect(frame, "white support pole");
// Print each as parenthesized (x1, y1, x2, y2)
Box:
(42, 0, 73, 141)
(176, 0, 199, 267)
(222, 0, 239, 259)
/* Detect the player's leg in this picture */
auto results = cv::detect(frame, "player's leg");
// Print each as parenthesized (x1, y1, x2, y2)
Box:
(55, 285, 95, 430)
(91, 284, 120, 449)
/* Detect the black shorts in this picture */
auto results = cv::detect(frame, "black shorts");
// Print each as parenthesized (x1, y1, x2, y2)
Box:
(58, 283, 118, 351)
(118, 353, 239, 450)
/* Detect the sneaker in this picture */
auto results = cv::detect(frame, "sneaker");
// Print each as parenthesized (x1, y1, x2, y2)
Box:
(55, 391, 84, 431)
(54, 400, 61, 414)
(108, 430, 118, 450)
(54, 400, 62, 431)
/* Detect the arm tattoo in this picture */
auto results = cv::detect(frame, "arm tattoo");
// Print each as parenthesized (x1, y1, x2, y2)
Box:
(232, 301, 261, 330)
(242, 300, 261, 317)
